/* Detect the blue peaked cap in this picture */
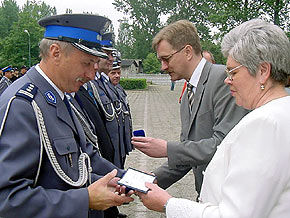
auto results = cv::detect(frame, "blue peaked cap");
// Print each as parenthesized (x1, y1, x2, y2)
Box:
(2, 65, 12, 73)
(38, 14, 111, 58)
(101, 32, 116, 52)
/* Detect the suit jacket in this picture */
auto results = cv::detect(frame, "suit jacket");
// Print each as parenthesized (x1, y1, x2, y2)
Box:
(154, 62, 249, 194)
(0, 67, 124, 218)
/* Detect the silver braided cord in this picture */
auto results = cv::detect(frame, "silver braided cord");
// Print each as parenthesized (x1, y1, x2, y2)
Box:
(89, 81, 116, 121)
(0, 96, 43, 187)
(31, 100, 92, 187)
(68, 100, 102, 156)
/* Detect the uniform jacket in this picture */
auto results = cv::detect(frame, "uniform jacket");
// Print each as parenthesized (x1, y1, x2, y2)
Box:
(154, 62, 248, 194)
(76, 86, 115, 163)
(115, 84, 134, 154)
(0, 76, 12, 96)
(90, 78, 123, 168)
(0, 67, 124, 218)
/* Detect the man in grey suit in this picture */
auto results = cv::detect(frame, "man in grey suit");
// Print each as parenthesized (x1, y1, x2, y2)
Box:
(0, 14, 133, 218)
(132, 20, 248, 196)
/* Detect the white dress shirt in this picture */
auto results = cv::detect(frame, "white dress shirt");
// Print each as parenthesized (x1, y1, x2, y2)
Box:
(166, 96, 290, 218)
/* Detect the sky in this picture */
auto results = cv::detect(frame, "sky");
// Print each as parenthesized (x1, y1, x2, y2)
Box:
(13, 0, 127, 35)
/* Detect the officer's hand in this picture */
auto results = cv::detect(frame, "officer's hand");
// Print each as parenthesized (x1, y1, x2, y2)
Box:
(131, 136, 168, 158)
(107, 177, 135, 196)
(88, 169, 134, 210)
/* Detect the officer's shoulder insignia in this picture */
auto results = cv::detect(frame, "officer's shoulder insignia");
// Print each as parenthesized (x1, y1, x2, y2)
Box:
(16, 83, 38, 102)
(45, 90, 57, 105)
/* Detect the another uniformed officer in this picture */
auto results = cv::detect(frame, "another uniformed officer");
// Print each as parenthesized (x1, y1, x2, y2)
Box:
(0, 14, 134, 218)
(75, 33, 130, 217)
(0, 65, 13, 96)
(108, 59, 134, 158)
(85, 33, 124, 170)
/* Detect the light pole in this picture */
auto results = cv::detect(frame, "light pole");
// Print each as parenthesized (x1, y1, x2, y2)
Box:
(24, 29, 31, 68)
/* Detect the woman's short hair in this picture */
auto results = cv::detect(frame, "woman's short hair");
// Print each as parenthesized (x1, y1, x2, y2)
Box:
(39, 39, 74, 60)
(152, 20, 201, 55)
(221, 19, 290, 85)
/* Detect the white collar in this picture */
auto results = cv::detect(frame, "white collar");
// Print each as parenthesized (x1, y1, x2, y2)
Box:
(188, 58, 206, 88)
(95, 71, 101, 80)
(101, 72, 110, 81)
(35, 64, 65, 100)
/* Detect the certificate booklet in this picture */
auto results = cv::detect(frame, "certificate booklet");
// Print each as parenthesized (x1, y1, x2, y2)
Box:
(118, 168, 156, 193)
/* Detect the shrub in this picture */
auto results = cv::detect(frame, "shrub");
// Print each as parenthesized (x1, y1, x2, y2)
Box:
(120, 78, 147, 90)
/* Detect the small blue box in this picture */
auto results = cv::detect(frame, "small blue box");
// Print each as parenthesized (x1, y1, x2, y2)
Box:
(133, 129, 145, 137)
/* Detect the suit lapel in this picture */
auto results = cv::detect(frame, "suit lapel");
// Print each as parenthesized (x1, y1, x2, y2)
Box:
(186, 62, 212, 136)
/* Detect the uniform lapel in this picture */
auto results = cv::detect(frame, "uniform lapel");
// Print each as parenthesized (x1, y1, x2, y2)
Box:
(27, 67, 77, 133)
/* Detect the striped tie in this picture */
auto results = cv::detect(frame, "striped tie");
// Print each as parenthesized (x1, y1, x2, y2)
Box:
(187, 82, 194, 110)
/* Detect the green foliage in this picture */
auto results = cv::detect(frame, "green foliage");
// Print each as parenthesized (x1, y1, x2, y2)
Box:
(143, 52, 161, 74)
(120, 78, 147, 90)
(113, 0, 164, 59)
(201, 40, 226, 65)
(0, 0, 57, 68)
(114, 0, 289, 62)
(0, 0, 19, 39)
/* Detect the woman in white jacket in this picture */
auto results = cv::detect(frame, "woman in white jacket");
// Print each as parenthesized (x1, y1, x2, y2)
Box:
(137, 18, 290, 218)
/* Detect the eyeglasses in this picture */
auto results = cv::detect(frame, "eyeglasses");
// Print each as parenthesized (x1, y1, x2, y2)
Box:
(158, 45, 186, 63)
(225, 65, 243, 81)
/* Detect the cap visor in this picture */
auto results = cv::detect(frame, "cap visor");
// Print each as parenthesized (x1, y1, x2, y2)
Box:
(72, 43, 108, 59)
(102, 46, 116, 52)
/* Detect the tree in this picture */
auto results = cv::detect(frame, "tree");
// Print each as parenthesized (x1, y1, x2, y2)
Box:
(113, 0, 164, 59)
(209, 0, 290, 39)
(162, 0, 216, 40)
(143, 52, 161, 74)
(115, 19, 134, 59)
(0, 0, 56, 67)
(0, 0, 19, 39)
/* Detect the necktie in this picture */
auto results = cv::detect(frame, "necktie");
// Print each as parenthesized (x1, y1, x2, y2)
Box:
(63, 95, 73, 118)
(187, 82, 194, 110)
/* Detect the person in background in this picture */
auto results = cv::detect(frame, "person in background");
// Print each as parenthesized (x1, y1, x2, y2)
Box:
(132, 19, 248, 197)
(108, 59, 133, 158)
(0, 14, 134, 218)
(10, 67, 19, 82)
(18, 65, 28, 78)
(137, 18, 290, 218)
(77, 34, 129, 218)
(108, 60, 122, 86)
(0, 65, 13, 95)
(202, 50, 215, 64)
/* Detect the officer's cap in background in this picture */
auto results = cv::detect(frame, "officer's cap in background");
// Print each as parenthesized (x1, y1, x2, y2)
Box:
(2, 65, 12, 73)
(112, 61, 121, 70)
(38, 14, 111, 59)
(101, 32, 116, 52)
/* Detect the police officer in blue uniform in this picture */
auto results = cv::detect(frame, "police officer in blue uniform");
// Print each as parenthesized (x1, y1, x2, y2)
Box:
(76, 33, 129, 218)
(85, 33, 124, 170)
(108, 59, 134, 159)
(0, 14, 134, 218)
(0, 65, 13, 95)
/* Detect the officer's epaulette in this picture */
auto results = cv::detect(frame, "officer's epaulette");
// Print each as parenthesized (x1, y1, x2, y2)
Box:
(15, 83, 38, 102)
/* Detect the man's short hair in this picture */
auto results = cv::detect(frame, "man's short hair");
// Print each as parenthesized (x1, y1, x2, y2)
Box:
(152, 20, 201, 55)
